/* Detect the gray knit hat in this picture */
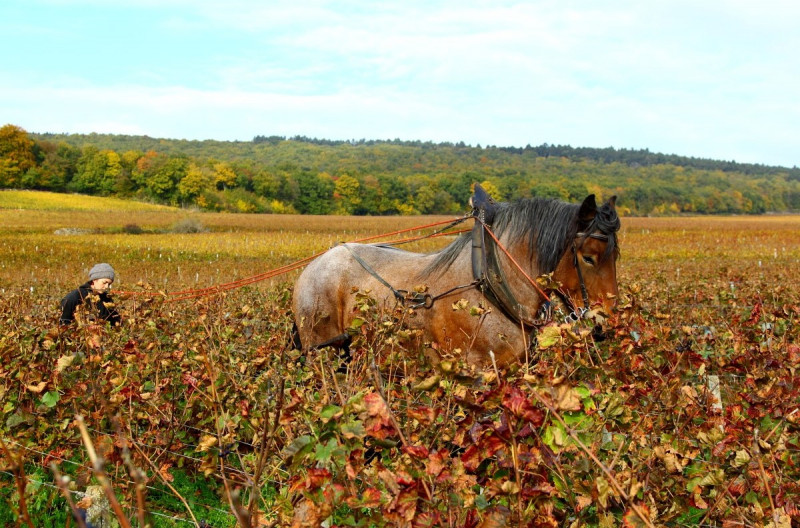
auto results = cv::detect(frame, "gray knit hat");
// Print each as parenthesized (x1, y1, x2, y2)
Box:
(88, 263, 115, 282)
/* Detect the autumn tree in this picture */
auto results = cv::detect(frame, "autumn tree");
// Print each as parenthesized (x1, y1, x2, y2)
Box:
(334, 174, 361, 214)
(7, 129, 800, 214)
(375, 174, 410, 214)
(0, 124, 37, 188)
(412, 184, 436, 214)
(113, 150, 143, 195)
(68, 146, 121, 194)
(213, 161, 237, 190)
(145, 157, 188, 202)
(478, 179, 503, 201)
(353, 174, 383, 215)
(30, 140, 80, 191)
(294, 171, 335, 214)
(178, 162, 213, 204)
(131, 150, 166, 189)
(252, 169, 287, 200)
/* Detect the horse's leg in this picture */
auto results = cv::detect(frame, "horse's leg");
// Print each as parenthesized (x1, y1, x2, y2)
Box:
(289, 322, 302, 350)
(311, 287, 352, 365)
(293, 248, 352, 349)
(315, 332, 353, 373)
(308, 331, 351, 351)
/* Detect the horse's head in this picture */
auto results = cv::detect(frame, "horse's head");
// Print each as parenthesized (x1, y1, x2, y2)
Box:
(553, 195, 620, 315)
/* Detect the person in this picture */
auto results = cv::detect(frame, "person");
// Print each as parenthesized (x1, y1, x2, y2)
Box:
(59, 263, 122, 326)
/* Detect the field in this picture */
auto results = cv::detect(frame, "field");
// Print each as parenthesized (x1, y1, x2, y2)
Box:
(1, 191, 799, 527)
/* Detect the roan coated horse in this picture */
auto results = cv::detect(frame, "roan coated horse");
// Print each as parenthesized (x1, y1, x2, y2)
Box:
(292, 184, 620, 367)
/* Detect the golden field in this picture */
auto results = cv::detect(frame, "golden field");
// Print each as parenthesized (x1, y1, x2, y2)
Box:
(2, 190, 798, 303)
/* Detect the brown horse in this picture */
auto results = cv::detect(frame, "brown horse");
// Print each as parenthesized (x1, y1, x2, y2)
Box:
(292, 185, 620, 367)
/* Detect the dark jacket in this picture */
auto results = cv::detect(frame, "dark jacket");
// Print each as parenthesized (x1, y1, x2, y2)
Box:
(59, 282, 122, 326)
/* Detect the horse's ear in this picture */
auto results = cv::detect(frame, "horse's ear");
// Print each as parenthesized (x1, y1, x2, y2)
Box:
(470, 183, 493, 208)
(578, 194, 597, 225)
(606, 195, 617, 209)
(469, 183, 480, 208)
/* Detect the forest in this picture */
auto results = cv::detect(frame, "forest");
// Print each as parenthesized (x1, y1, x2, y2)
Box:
(2, 123, 799, 215)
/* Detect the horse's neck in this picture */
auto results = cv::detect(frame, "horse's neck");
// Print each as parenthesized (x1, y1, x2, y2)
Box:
(433, 245, 475, 284)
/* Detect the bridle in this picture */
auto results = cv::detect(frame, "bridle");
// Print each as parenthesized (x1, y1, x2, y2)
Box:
(555, 231, 610, 324)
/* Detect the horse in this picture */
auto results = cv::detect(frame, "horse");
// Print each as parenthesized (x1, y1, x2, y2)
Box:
(292, 184, 620, 368)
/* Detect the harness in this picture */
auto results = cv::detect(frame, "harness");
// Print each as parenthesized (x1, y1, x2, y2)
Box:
(343, 186, 605, 329)
(340, 213, 480, 309)
(341, 243, 435, 309)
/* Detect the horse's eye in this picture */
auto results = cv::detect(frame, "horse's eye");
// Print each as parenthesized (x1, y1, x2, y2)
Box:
(582, 255, 595, 266)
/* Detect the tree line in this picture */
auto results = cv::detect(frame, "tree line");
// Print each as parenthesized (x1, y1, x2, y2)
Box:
(2, 123, 799, 215)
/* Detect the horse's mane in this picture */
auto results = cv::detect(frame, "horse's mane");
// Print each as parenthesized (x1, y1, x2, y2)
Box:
(421, 196, 620, 278)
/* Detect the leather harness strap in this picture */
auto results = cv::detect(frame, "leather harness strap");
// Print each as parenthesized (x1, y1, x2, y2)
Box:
(341, 243, 433, 308)
(471, 210, 540, 330)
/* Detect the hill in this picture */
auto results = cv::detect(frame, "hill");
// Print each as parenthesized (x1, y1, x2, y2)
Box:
(1, 124, 799, 215)
(36, 131, 798, 176)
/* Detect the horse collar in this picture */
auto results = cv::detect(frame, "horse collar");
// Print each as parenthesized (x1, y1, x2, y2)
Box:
(471, 215, 540, 330)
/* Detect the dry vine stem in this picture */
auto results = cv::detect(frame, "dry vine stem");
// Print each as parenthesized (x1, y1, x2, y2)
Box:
(0, 436, 36, 528)
(201, 339, 253, 528)
(50, 463, 89, 528)
(129, 440, 200, 525)
(113, 418, 148, 528)
(76, 414, 133, 528)
(248, 354, 287, 526)
(370, 359, 433, 502)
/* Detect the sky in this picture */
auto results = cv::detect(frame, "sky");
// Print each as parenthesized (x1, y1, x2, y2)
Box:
(1, 0, 798, 168)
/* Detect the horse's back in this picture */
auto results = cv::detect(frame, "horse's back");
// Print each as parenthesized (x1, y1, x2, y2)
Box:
(292, 244, 428, 349)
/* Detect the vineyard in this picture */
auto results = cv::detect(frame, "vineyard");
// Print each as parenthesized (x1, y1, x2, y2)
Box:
(1, 192, 799, 527)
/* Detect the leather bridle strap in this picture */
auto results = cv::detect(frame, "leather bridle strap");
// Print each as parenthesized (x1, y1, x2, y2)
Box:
(560, 231, 610, 321)
(572, 241, 591, 310)
(576, 232, 609, 241)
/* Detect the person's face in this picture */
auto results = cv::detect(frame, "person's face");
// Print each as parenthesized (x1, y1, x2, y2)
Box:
(90, 278, 113, 293)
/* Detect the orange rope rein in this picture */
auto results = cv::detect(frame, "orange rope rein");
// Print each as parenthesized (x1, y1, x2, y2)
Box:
(114, 218, 470, 302)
